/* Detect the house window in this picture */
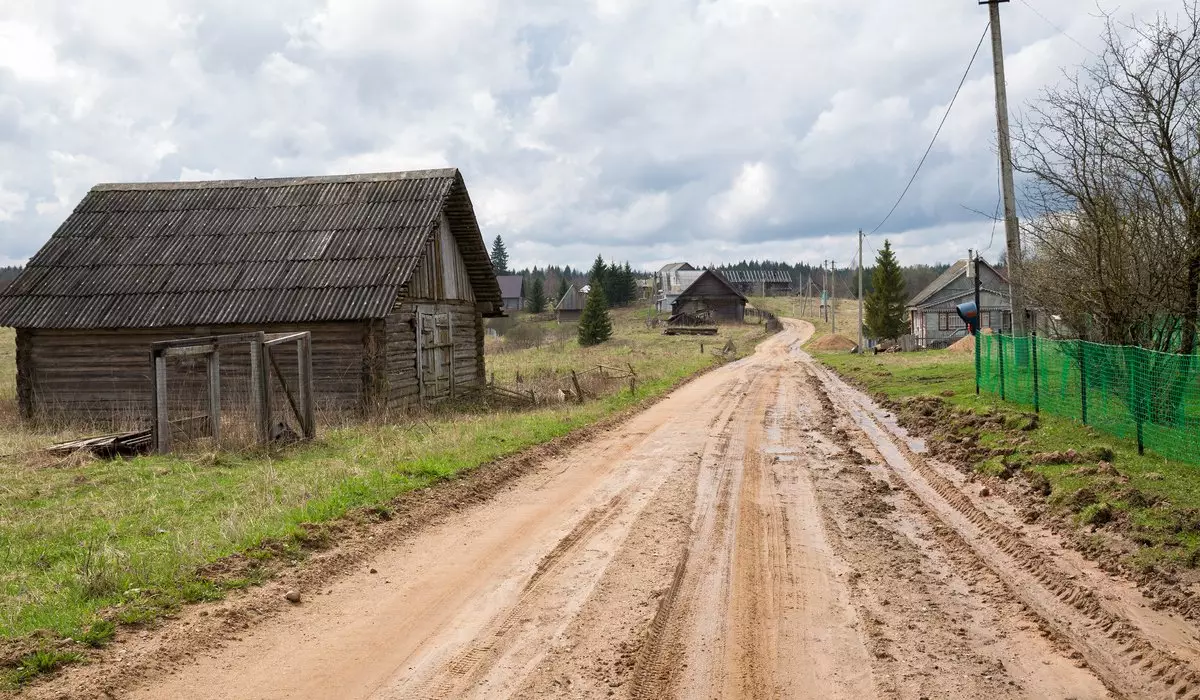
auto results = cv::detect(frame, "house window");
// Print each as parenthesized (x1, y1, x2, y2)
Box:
(938, 312, 965, 332)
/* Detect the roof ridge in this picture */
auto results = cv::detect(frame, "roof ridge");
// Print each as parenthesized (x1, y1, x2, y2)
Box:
(92, 168, 460, 192)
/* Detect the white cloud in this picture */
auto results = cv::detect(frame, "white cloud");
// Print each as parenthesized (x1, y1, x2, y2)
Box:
(711, 162, 773, 229)
(0, 184, 26, 222)
(0, 0, 1188, 270)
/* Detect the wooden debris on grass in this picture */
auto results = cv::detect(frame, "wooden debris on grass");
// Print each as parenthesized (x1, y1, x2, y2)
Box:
(46, 429, 152, 459)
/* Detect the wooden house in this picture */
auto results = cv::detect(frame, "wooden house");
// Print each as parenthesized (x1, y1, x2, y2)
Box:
(907, 258, 1010, 348)
(0, 169, 504, 421)
(497, 275, 525, 311)
(556, 284, 586, 322)
(670, 270, 747, 323)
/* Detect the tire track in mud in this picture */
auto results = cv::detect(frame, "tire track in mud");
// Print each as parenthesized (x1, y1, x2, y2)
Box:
(807, 360, 1200, 700)
(400, 371, 772, 699)
(410, 493, 633, 700)
(627, 366, 773, 700)
(724, 374, 780, 699)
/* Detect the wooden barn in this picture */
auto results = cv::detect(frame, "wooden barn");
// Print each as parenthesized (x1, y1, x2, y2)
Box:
(671, 270, 747, 323)
(0, 169, 504, 422)
(721, 269, 793, 297)
(556, 284, 586, 322)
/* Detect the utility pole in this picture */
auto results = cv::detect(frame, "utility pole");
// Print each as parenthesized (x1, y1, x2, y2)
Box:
(831, 260, 837, 334)
(822, 261, 829, 322)
(984, 0, 1026, 338)
(858, 229, 865, 354)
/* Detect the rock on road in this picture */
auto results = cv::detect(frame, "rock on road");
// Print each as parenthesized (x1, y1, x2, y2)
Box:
(115, 320, 1200, 700)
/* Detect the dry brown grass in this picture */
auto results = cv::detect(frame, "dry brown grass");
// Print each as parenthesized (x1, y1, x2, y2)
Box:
(485, 306, 770, 403)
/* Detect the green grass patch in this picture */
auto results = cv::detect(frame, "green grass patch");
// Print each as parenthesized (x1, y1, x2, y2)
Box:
(2, 648, 85, 690)
(0, 309, 773, 662)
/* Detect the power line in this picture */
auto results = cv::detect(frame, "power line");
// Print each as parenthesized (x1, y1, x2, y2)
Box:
(1017, 0, 1096, 57)
(868, 22, 991, 236)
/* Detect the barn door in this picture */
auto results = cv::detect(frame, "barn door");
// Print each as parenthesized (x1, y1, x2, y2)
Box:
(419, 312, 453, 402)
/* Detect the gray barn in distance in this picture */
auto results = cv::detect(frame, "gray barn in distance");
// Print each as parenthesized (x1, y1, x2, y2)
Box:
(907, 258, 1011, 348)
(497, 275, 525, 311)
(671, 270, 747, 323)
(556, 284, 586, 322)
(0, 168, 503, 422)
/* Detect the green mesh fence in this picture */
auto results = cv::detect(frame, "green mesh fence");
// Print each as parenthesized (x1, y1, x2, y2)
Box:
(978, 334, 1200, 465)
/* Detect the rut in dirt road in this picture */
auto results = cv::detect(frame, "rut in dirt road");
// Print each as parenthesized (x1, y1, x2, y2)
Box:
(56, 320, 1197, 700)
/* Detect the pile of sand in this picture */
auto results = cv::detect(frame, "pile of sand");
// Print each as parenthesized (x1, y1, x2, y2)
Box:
(948, 335, 976, 353)
(809, 334, 858, 352)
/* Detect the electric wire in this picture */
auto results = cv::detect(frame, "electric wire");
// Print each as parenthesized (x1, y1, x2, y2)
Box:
(868, 21, 991, 236)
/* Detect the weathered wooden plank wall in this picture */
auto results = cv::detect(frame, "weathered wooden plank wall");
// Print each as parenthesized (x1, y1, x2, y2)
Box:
(385, 300, 482, 409)
(18, 322, 367, 423)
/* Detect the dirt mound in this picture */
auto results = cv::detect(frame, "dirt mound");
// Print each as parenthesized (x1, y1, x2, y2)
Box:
(948, 335, 975, 353)
(809, 334, 857, 352)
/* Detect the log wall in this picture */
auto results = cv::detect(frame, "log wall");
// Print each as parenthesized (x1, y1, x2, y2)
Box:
(17, 322, 369, 424)
(385, 299, 483, 409)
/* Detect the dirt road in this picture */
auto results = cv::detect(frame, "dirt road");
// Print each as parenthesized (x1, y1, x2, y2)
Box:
(108, 320, 1200, 699)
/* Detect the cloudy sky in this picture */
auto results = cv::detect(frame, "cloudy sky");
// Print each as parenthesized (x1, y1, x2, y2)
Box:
(0, 0, 1186, 271)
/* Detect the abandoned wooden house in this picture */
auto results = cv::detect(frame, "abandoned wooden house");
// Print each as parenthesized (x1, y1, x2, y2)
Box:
(556, 284, 587, 322)
(721, 269, 793, 296)
(0, 168, 504, 422)
(907, 257, 1010, 348)
(671, 270, 747, 323)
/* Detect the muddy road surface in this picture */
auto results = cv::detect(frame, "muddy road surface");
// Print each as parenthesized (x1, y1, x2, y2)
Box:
(103, 321, 1200, 699)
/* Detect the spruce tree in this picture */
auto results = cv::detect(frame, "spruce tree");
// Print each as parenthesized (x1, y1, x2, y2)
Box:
(490, 235, 510, 275)
(557, 275, 570, 303)
(588, 255, 607, 295)
(864, 239, 909, 341)
(578, 283, 613, 346)
(527, 277, 547, 313)
(622, 262, 638, 305)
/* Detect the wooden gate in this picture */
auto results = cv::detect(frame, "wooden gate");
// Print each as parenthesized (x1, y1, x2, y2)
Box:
(418, 312, 454, 402)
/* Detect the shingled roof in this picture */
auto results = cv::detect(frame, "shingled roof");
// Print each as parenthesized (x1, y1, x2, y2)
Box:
(0, 169, 502, 329)
(907, 259, 1008, 309)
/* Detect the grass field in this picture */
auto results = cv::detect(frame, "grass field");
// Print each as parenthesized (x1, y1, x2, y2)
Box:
(0, 309, 771, 686)
(486, 306, 769, 398)
(816, 347, 1200, 572)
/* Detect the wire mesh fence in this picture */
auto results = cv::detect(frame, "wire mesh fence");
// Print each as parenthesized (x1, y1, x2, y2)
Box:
(978, 334, 1200, 465)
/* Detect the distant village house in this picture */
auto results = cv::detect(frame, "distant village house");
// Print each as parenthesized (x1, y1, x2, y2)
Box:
(670, 269, 747, 323)
(907, 258, 1010, 348)
(496, 275, 525, 311)
(556, 284, 587, 322)
(721, 270, 792, 297)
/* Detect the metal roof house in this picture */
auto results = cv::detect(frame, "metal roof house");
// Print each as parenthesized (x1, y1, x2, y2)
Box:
(496, 275, 525, 311)
(655, 262, 698, 312)
(0, 168, 503, 421)
(907, 258, 1010, 348)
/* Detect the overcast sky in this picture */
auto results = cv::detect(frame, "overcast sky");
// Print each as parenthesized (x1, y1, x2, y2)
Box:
(0, 0, 1186, 272)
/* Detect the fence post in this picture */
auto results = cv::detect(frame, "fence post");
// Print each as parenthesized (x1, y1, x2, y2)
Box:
(1031, 331, 1040, 414)
(998, 334, 1006, 401)
(208, 348, 221, 446)
(1079, 340, 1088, 425)
(974, 328, 981, 396)
(1132, 350, 1145, 456)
